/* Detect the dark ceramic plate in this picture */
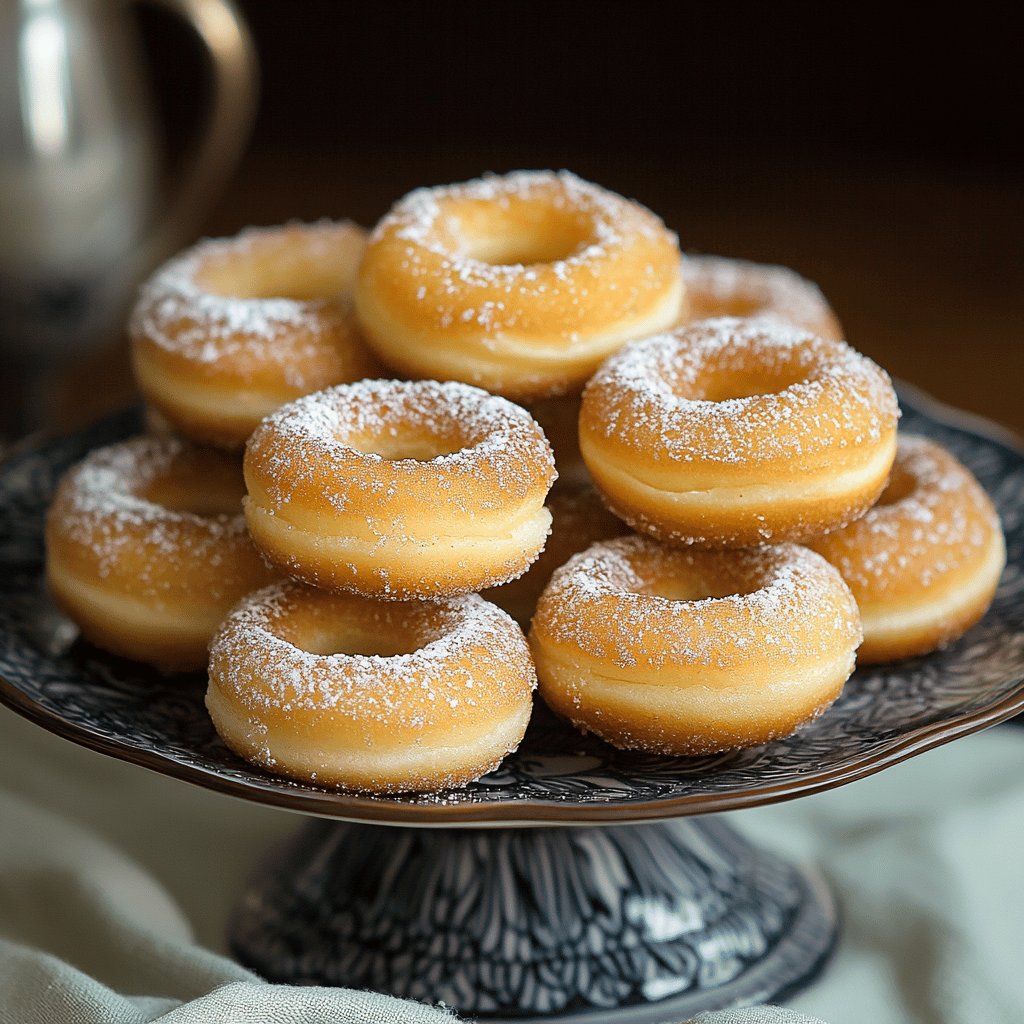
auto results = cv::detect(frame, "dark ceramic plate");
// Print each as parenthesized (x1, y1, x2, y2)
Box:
(1, 385, 1023, 826)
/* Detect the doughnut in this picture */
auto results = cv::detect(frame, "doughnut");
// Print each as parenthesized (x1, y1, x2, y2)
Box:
(485, 483, 627, 626)
(131, 220, 381, 448)
(354, 170, 684, 400)
(530, 536, 862, 755)
(244, 379, 557, 599)
(580, 317, 900, 547)
(809, 435, 1005, 662)
(206, 580, 535, 793)
(680, 254, 843, 340)
(45, 436, 277, 670)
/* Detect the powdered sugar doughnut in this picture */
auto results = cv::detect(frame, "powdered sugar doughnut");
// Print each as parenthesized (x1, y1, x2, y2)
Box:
(530, 536, 862, 755)
(244, 380, 557, 599)
(131, 221, 381, 448)
(206, 580, 535, 793)
(484, 483, 627, 626)
(680, 254, 843, 340)
(580, 317, 900, 547)
(45, 436, 277, 669)
(355, 171, 684, 400)
(809, 435, 1005, 662)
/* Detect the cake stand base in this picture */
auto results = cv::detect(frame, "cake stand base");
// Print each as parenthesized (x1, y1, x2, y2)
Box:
(230, 817, 836, 1022)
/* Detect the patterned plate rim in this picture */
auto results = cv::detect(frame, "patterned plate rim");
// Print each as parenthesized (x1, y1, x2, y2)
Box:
(1, 383, 1022, 828)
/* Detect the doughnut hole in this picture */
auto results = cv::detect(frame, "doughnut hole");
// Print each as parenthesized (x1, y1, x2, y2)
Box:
(195, 223, 364, 301)
(452, 200, 594, 266)
(270, 591, 445, 659)
(343, 424, 470, 462)
(641, 576, 749, 603)
(632, 547, 757, 603)
(665, 329, 831, 403)
(296, 624, 424, 658)
(687, 346, 814, 402)
(697, 365, 811, 403)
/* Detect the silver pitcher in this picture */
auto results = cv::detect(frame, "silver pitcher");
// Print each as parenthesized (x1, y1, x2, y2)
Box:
(0, 0, 257, 380)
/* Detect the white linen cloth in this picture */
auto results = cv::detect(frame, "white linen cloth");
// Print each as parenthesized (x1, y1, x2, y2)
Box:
(1, 704, 1021, 1024)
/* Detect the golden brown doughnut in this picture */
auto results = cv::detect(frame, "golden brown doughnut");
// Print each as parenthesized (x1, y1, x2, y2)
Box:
(530, 536, 862, 755)
(244, 380, 557, 599)
(679, 254, 843, 340)
(484, 483, 627, 626)
(131, 221, 381, 448)
(355, 171, 684, 400)
(809, 435, 1005, 662)
(580, 317, 900, 547)
(206, 580, 535, 793)
(45, 436, 277, 670)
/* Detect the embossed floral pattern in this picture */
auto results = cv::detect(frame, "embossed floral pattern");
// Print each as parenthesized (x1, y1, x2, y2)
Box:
(231, 818, 834, 1020)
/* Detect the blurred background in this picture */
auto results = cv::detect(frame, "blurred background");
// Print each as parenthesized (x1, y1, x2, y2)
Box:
(2, 0, 1021, 438)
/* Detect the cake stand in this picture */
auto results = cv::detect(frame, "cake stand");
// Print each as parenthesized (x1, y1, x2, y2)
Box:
(2, 385, 1023, 1023)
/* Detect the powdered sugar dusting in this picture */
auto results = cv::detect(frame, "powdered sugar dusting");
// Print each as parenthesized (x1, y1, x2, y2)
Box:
(247, 379, 556, 511)
(365, 170, 679, 334)
(582, 317, 899, 465)
(533, 535, 861, 670)
(210, 581, 535, 724)
(46, 436, 258, 598)
(811, 435, 1004, 592)
(681, 254, 840, 336)
(376, 169, 663, 254)
(131, 220, 366, 390)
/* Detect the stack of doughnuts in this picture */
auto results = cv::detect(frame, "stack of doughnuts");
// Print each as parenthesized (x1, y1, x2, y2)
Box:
(44, 169, 1005, 792)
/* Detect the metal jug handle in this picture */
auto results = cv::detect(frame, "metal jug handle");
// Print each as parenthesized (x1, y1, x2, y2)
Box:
(136, 0, 258, 269)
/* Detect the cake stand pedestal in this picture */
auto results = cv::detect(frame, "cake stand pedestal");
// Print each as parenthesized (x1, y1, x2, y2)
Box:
(2, 386, 1023, 1020)
(230, 816, 834, 1022)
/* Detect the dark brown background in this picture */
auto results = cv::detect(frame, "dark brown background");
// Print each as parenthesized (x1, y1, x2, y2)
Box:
(57, 1, 1024, 434)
